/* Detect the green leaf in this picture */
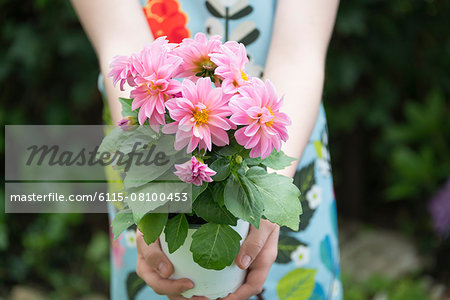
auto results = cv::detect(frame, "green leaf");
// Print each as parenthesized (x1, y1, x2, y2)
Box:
(238, 29, 260, 46)
(126, 182, 185, 223)
(111, 209, 134, 240)
(298, 203, 315, 231)
(190, 223, 242, 270)
(211, 182, 226, 207)
(124, 158, 173, 190)
(117, 127, 158, 154)
(126, 272, 146, 300)
(97, 127, 127, 154)
(246, 167, 302, 230)
(214, 138, 241, 156)
(98, 126, 158, 158)
(119, 97, 138, 118)
(192, 182, 208, 202)
(320, 235, 335, 274)
(294, 161, 316, 197)
(224, 170, 264, 228)
(123, 134, 181, 189)
(245, 150, 296, 170)
(209, 157, 231, 181)
(205, 1, 224, 18)
(291, 162, 317, 230)
(262, 150, 297, 170)
(276, 234, 305, 264)
(164, 214, 188, 253)
(277, 268, 317, 300)
(137, 213, 168, 245)
(313, 141, 323, 158)
(229, 6, 253, 19)
(193, 189, 237, 225)
(244, 156, 262, 166)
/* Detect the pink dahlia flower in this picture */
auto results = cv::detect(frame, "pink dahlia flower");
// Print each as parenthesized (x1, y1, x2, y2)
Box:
(173, 33, 222, 82)
(174, 156, 216, 186)
(210, 41, 250, 95)
(130, 37, 183, 131)
(162, 77, 232, 153)
(229, 78, 291, 159)
(108, 54, 141, 91)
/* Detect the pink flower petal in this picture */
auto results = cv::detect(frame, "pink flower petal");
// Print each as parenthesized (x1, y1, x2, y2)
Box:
(230, 78, 291, 159)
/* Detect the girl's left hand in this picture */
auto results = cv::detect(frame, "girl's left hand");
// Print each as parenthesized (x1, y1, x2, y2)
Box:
(220, 219, 280, 300)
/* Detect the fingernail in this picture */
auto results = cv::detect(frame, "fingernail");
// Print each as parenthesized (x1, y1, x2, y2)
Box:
(182, 281, 194, 292)
(241, 255, 251, 269)
(157, 261, 168, 276)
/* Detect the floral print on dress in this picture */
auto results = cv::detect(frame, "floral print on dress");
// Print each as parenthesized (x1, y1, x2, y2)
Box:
(110, 226, 125, 269)
(142, 0, 190, 42)
(307, 184, 323, 210)
(291, 245, 311, 267)
(203, 0, 265, 78)
(315, 130, 332, 177)
(124, 229, 137, 248)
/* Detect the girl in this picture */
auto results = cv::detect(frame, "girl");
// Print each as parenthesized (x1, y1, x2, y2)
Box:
(72, 1, 341, 299)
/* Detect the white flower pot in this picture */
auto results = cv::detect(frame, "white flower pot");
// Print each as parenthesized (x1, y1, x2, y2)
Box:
(160, 219, 250, 299)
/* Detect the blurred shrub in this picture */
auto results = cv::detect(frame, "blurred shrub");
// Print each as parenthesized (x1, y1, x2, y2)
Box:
(385, 89, 449, 201)
(342, 273, 431, 300)
(0, 0, 102, 125)
(324, 0, 449, 241)
(5, 213, 109, 298)
(0, 0, 107, 297)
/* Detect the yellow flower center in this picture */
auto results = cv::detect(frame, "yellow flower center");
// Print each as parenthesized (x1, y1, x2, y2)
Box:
(265, 106, 275, 127)
(194, 57, 217, 75)
(200, 58, 216, 70)
(193, 109, 209, 125)
(150, 81, 162, 91)
(241, 70, 249, 81)
(145, 83, 160, 95)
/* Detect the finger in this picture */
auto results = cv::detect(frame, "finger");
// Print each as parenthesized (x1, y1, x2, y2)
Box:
(223, 227, 279, 300)
(236, 219, 278, 269)
(222, 259, 271, 299)
(136, 230, 174, 278)
(137, 254, 195, 295)
(224, 251, 273, 300)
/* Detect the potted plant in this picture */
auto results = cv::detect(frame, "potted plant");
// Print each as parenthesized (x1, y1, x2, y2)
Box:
(101, 34, 302, 299)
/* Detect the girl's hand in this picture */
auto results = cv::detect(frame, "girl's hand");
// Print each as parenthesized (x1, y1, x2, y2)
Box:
(221, 219, 280, 300)
(136, 229, 209, 300)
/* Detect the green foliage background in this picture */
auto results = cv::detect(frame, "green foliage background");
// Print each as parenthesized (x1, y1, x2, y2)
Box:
(1, 0, 449, 298)
(325, 0, 450, 260)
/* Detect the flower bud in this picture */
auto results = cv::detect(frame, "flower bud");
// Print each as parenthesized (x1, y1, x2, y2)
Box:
(118, 116, 137, 131)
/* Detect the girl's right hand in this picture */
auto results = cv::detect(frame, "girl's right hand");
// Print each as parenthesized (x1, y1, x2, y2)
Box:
(136, 229, 209, 300)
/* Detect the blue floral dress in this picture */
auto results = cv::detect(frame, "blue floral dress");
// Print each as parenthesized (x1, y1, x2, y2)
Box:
(106, 1, 342, 299)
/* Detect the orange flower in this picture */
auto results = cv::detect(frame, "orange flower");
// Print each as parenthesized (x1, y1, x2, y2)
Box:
(143, 0, 190, 43)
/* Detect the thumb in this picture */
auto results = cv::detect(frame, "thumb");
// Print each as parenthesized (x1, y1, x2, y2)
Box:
(236, 220, 277, 270)
(137, 231, 174, 278)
